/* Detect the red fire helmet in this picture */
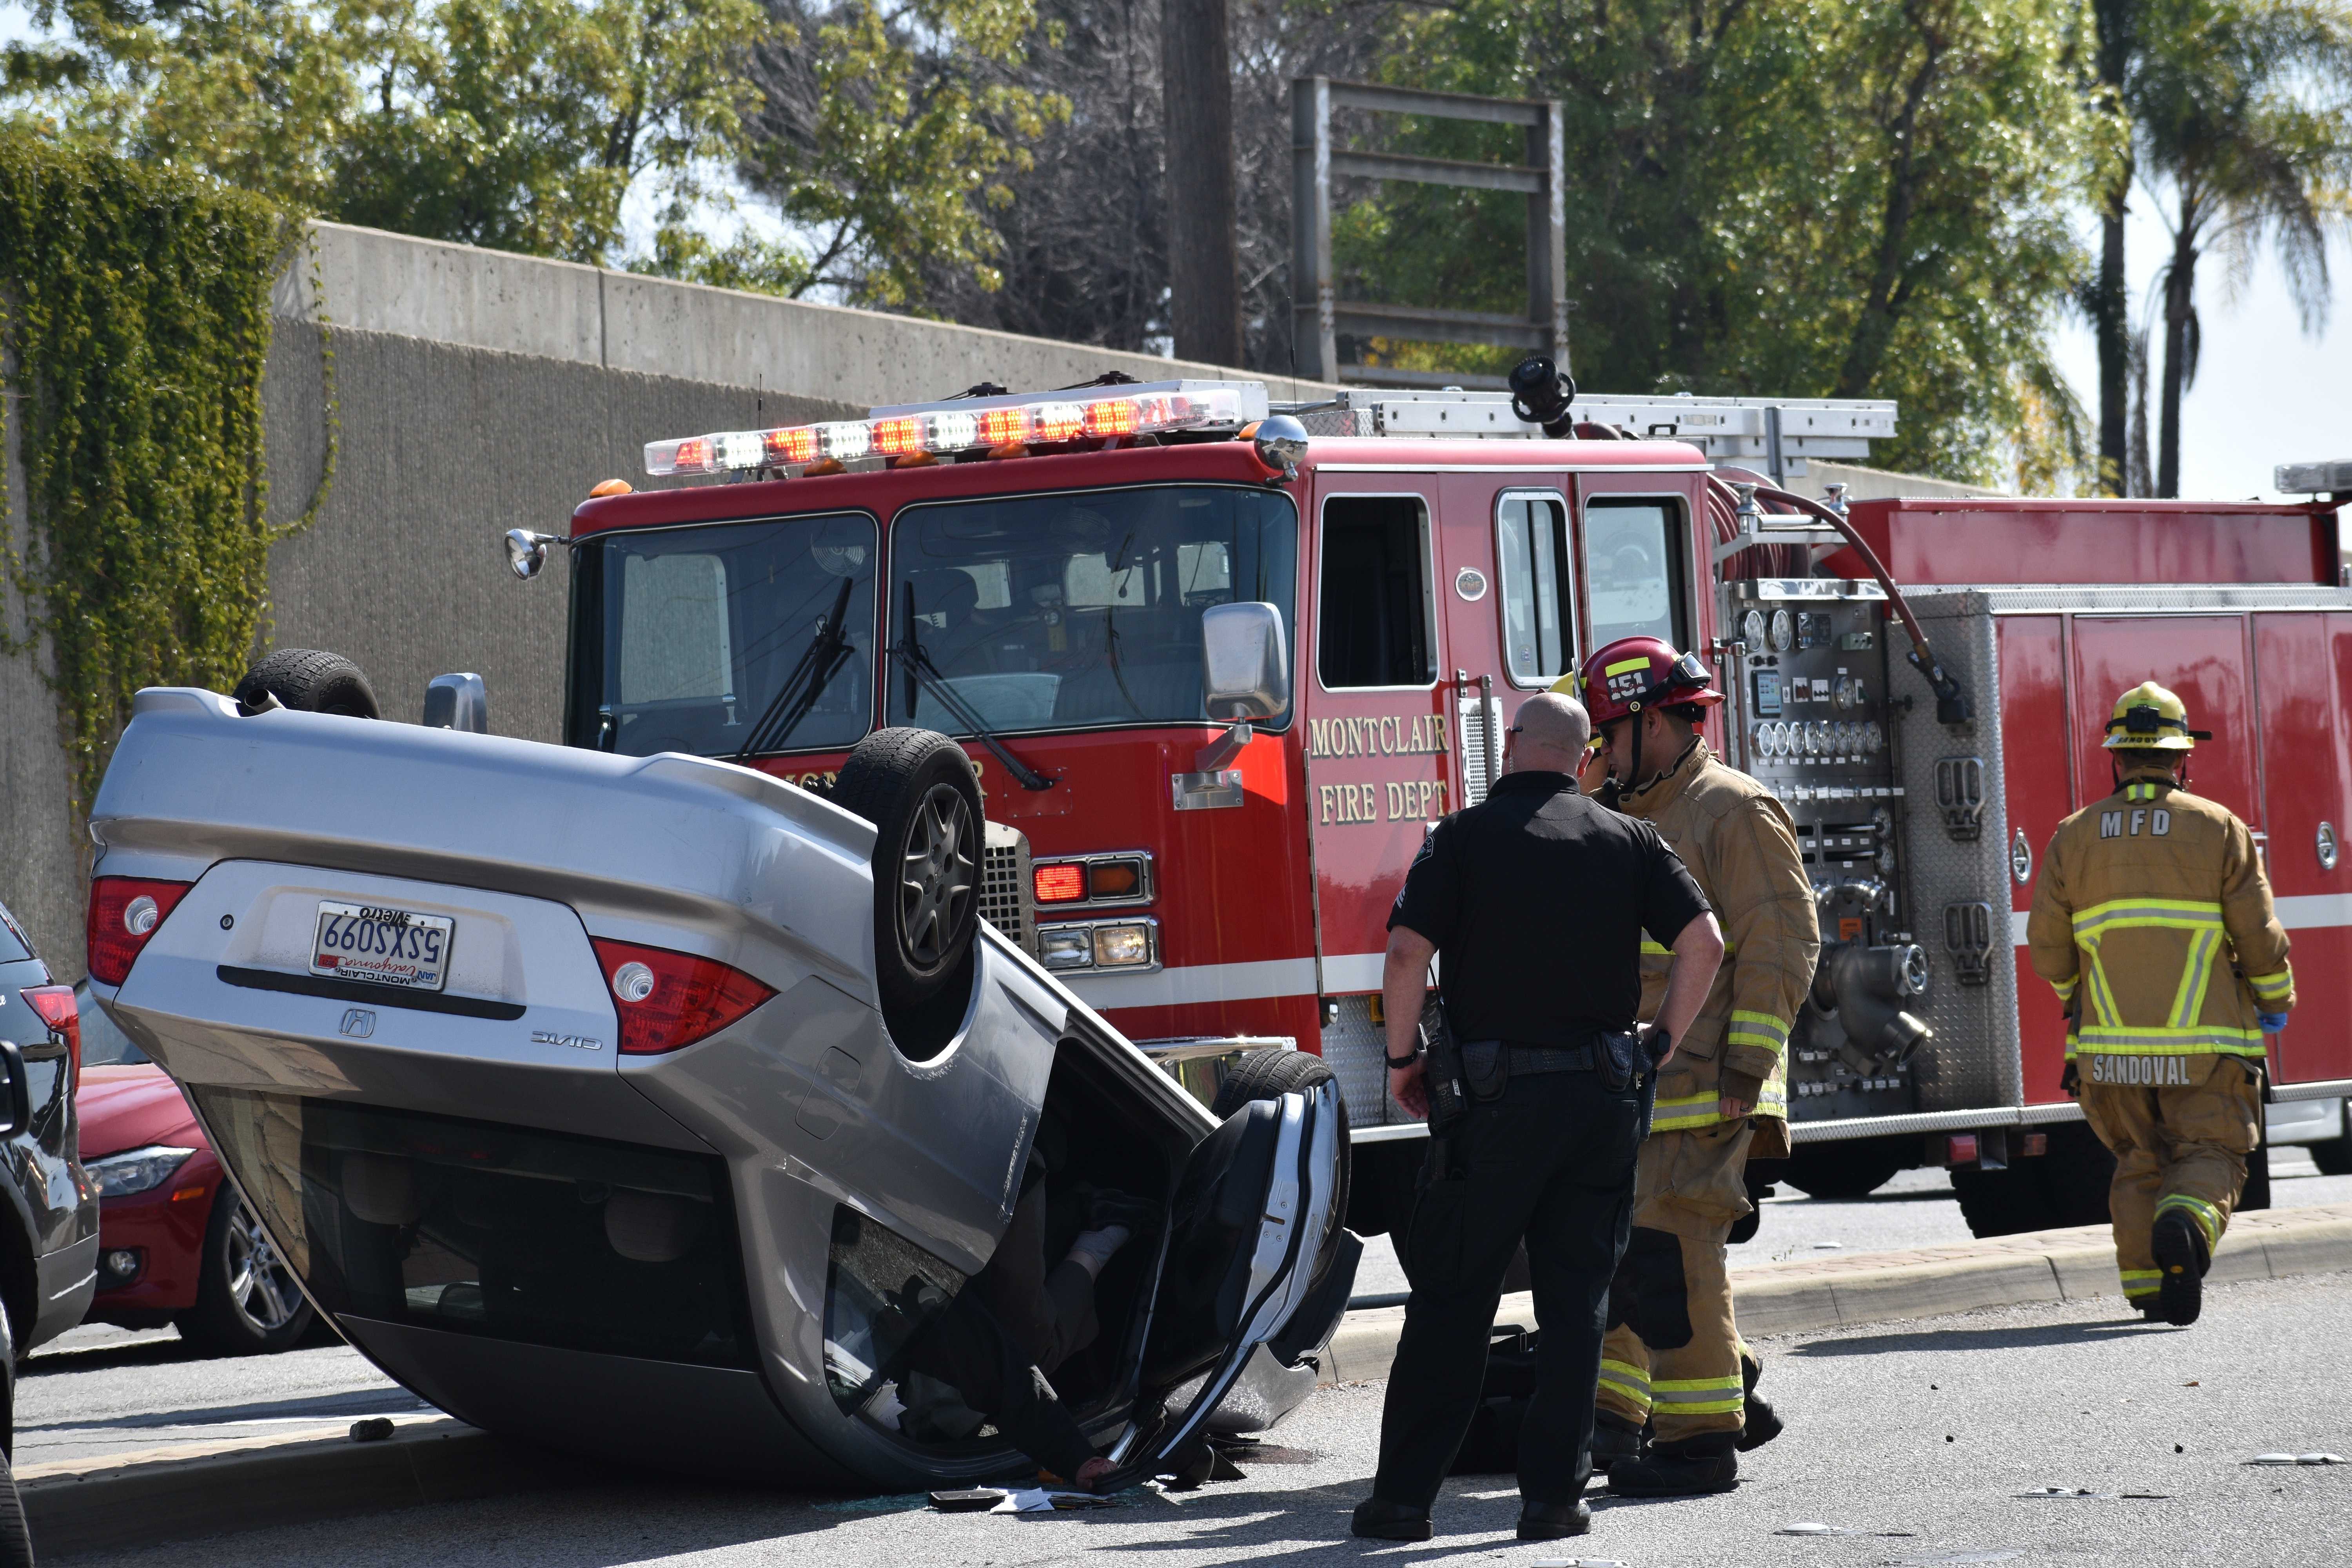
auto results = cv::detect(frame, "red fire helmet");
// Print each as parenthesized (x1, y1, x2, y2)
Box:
(1571, 636, 1724, 727)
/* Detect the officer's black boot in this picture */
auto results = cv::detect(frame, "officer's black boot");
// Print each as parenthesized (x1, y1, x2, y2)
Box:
(1606, 1432, 1739, 1497)
(1516, 1499, 1592, 1540)
(1350, 1497, 1433, 1541)
(2151, 1209, 2209, 1327)
(1590, 1410, 1645, 1466)
(1735, 1351, 1782, 1452)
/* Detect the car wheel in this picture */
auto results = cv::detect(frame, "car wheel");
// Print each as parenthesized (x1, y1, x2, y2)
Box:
(175, 1191, 316, 1356)
(232, 648, 381, 719)
(0, 1296, 15, 1461)
(833, 728, 984, 1010)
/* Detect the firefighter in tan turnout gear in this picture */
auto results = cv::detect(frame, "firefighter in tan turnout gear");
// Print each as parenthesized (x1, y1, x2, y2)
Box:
(1560, 638, 1819, 1497)
(2027, 681, 2293, 1327)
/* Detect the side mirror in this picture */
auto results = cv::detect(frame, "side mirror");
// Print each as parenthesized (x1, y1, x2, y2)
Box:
(1201, 602, 1289, 723)
(424, 673, 491, 733)
(505, 529, 563, 581)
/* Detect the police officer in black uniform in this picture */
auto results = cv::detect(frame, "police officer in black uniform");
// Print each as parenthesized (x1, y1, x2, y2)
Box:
(1352, 691, 1724, 1543)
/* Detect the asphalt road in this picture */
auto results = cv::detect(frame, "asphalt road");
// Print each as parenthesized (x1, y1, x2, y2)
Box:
(51, 1269, 2352, 1567)
(17, 1329, 431, 1470)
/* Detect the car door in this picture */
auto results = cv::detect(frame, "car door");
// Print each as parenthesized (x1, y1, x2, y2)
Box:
(1109, 1077, 1357, 1476)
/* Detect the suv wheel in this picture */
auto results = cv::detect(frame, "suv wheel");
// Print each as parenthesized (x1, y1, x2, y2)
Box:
(176, 1192, 316, 1355)
(833, 728, 984, 1010)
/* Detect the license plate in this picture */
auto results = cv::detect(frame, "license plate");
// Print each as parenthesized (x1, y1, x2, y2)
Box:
(310, 902, 454, 991)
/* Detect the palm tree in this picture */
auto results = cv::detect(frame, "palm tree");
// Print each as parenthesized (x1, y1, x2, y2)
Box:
(2129, 0, 2352, 496)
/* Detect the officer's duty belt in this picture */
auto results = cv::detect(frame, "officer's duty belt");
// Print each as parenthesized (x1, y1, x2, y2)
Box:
(1494, 1042, 1597, 1075)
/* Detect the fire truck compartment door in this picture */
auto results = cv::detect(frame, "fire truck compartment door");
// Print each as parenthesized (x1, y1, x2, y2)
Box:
(1123, 1079, 1352, 1474)
(1306, 483, 1452, 995)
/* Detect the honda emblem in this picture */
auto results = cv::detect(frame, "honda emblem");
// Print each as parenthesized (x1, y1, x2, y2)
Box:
(339, 1008, 376, 1038)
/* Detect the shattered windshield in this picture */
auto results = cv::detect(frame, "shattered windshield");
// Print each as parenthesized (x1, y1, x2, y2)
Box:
(886, 485, 1297, 737)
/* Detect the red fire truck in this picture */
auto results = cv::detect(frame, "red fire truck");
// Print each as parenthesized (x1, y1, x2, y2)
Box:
(519, 378, 2352, 1240)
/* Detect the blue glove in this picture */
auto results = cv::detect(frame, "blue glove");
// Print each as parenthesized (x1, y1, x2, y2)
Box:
(2258, 1012, 2289, 1034)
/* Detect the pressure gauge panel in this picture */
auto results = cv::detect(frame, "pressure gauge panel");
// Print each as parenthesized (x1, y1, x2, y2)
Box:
(1769, 609, 1794, 652)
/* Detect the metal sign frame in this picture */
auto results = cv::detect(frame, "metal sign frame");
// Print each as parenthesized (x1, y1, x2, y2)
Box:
(1290, 77, 1566, 385)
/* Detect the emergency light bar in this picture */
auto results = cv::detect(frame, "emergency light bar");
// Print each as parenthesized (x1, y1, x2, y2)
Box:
(644, 380, 1269, 477)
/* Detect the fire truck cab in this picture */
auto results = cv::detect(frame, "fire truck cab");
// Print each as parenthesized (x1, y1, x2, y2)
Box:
(550, 381, 2349, 1240)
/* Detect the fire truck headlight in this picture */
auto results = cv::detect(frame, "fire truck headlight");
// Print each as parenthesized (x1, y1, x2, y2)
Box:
(1040, 928, 1094, 970)
(1092, 924, 1154, 968)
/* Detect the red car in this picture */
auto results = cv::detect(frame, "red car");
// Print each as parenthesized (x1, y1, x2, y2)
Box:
(74, 982, 314, 1353)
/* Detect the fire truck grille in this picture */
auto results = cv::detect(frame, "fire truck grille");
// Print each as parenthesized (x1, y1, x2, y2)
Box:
(980, 822, 1036, 956)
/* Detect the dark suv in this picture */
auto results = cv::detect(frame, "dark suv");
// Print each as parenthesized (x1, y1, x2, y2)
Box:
(0, 898, 101, 1444)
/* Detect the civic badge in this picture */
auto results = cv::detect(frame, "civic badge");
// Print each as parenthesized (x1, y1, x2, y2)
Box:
(339, 1008, 376, 1038)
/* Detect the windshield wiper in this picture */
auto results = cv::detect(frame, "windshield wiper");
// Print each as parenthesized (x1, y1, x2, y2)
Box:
(733, 575, 858, 762)
(893, 580, 1057, 791)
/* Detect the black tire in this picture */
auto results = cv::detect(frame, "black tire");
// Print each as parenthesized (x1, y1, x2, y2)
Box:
(0, 1294, 15, 1463)
(0, 1449, 28, 1568)
(233, 647, 380, 719)
(833, 728, 984, 1010)
(2038, 1120, 2116, 1229)
(174, 1191, 316, 1356)
(1782, 1136, 1910, 1200)
(1951, 1163, 2052, 1238)
(2312, 1134, 2352, 1176)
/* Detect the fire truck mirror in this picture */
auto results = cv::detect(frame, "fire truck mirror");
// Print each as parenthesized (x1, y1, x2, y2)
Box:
(1202, 602, 1290, 723)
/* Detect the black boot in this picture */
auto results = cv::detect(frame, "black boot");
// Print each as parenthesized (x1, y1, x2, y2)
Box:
(1736, 1351, 1782, 1452)
(2151, 1210, 2209, 1327)
(1607, 1434, 1738, 1497)
(1517, 1499, 1592, 1540)
(1350, 1497, 1432, 1541)
(1590, 1410, 1645, 1466)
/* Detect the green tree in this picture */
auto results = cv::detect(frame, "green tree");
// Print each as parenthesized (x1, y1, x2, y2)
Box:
(2129, 0, 2352, 495)
(1322, 0, 2098, 485)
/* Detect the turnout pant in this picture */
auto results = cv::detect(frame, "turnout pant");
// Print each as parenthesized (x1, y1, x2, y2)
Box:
(1372, 1070, 1643, 1510)
(2078, 1053, 2261, 1305)
(1595, 1118, 1754, 1444)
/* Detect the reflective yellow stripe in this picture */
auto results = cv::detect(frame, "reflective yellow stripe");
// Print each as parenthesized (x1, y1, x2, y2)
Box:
(2071, 898, 2225, 937)
(2076, 1025, 2264, 1055)
(2249, 969, 2294, 1000)
(1605, 656, 1651, 677)
(2051, 974, 2078, 1000)
(1758, 1077, 1788, 1116)
(2082, 943, 2124, 1027)
(2167, 926, 2220, 1028)
(1650, 1091, 1730, 1132)
(1651, 1376, 1745, 1415)
(1726, 1011, 1789, 1053)
(2157, 1193, 2223, 1250)
(2120, 1268, 2162, 1298)
(1597, 1357, 1652, 1412)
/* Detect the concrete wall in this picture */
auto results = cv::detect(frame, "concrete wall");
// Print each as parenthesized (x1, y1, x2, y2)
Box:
(4, 221, 1333, 980)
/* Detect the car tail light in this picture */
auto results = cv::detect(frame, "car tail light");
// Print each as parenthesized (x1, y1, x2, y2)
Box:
(1945, 1133, 1979, 1166)
(1034, 864, 1086, 904)
(19, 986, 80, 1077)
(86, 877, 194, 986)
(590, 938, 775, 1055)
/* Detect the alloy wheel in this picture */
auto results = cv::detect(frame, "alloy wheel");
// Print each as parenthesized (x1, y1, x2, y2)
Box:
(225, 1198, 305, 1335)
(897, 782, 976, 967)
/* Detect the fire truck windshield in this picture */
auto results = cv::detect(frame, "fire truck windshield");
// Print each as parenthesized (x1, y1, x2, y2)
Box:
(567, 512, 878, 757)
(886, 484, 1297, 737)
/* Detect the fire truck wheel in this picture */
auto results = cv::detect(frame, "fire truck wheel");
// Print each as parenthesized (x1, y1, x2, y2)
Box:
(1211, 1049, 1350, 1265)
(833, 727, 984, 1011)
(1782, 1136, 1909, 1200)
(2312, 1132, 2352, 1176)
(232, 648, 381, 720)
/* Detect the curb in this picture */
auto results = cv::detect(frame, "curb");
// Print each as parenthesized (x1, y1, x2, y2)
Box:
(23, 1418, 580, 1560)
(26, 1202, 2352, 1559)
(1318, 1200, 2352, 1385)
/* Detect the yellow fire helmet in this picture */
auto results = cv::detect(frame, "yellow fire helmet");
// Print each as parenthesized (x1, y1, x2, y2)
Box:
(2102, 680, 2212, 751)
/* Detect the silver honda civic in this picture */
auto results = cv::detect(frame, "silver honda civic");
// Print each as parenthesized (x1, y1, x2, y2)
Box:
(85, 684, 1355, 1490)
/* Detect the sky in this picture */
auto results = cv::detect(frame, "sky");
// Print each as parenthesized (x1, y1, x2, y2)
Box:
(2047, 196, 2350, 503)
(6, 0, 2345, 502)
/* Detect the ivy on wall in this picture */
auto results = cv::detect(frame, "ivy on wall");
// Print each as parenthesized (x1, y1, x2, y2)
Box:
(0, 131, 333, 817)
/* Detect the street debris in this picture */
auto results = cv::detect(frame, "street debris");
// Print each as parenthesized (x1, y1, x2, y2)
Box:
(924, 1486, 1123, 1513)
(2013, 1486, 2172, 1501)
(2247, 1453, 2346, 1465)
(348, 1418, 394, 1443)
(1778, 1523, 1917, 1537)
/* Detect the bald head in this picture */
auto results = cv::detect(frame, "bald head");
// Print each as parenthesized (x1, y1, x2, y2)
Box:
(1508, 692, 1592, 774)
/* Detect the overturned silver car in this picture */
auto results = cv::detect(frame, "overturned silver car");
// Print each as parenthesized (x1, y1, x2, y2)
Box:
(85, 685, 1356, 1488)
